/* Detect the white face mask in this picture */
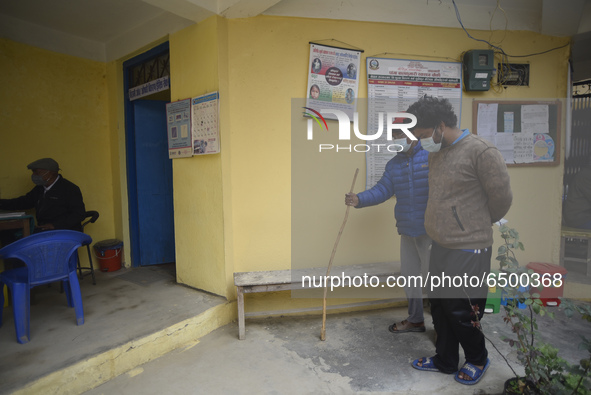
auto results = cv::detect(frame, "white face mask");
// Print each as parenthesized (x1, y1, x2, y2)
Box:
(31, 171, 49, 186)
(421, 126, 444, 153)
(393, 137, 411, 153)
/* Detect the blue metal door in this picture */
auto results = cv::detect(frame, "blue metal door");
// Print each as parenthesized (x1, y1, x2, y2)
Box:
(133, 100, 175, 266)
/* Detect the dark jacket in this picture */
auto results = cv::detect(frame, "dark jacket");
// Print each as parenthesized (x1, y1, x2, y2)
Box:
(356, 143, 429, 237)
(563, 165, 591, 228)
(425, 132, 512, 249)
(0, 176, 86, 231)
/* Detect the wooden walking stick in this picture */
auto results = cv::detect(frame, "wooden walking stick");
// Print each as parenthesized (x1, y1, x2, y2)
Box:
(321, 168, 359, 341)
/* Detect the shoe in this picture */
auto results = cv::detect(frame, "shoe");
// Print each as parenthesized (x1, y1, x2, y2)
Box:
(388, 320, 426, 333)
(454, 359, 491, 385)
(411, 357, 440, 372)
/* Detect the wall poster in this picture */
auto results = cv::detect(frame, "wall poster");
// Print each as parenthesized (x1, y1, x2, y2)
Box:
(306, 43, 362, 120)
(166, 98, 192, 159)
(191, 92, 220, 155)
(365, 57, 462, 188)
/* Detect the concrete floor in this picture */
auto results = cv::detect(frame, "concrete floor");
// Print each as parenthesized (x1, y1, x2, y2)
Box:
(84, 299, 591, 395)
(1, 263, 590, 395)
(0, 263, 227, 394)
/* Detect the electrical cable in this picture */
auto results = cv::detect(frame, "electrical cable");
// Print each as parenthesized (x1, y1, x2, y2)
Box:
(490, 51, 505, 92)
(452, 0, 569, 58)
(491, 51, 512, 90)
(504, 43, 570, 58)
(309, 39, 364, 52)
(488, 0, 508, 47)
(495, 52, 531, 87)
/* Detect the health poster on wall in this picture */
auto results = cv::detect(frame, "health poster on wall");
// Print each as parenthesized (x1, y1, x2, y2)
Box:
(365, 57, 462, 188)
(191, 92, 220, 155)
(306, 43, 362, 120)
(166, 98, 192, 159)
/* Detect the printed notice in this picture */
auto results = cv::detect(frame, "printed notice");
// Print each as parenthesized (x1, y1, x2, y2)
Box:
(306, 44, 362, 121)
(521, 105, 549, 134)
(166, 98, 192, 159)
(192, 92, 220, 155)
(365, 57, 462, 188)
(477, 103, 498, 144)
(503, 112, 514, 133)
(495, 133, 514, 163)
(514, 133, 534, 163)
(533, 133, 555, 162)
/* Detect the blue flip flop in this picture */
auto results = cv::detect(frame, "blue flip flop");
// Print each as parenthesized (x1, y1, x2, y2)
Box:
(411, 357, 440, 372)
(455, 358, 490, 385)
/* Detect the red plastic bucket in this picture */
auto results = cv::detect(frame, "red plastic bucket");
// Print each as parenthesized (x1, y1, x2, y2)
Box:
(93, 239, 123, 272)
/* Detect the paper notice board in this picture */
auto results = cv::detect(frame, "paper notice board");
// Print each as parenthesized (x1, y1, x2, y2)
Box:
(473, 100, 561, 166)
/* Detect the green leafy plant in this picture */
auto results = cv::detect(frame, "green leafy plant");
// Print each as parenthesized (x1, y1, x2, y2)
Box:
(494, 225, 591, 394)
(497, 224, 525, 271)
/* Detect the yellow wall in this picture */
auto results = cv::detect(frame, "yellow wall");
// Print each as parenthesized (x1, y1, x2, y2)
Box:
(0, 38, 117, 264)
(218, 17, 570, 311)
(169, 18, 227, 296)
(1, 14, 572, 313)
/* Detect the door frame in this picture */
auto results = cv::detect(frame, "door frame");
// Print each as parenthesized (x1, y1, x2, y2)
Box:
(123, 41, 170, 267)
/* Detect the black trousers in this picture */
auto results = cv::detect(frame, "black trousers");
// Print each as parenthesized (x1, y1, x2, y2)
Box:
(428, 242, 491, 373)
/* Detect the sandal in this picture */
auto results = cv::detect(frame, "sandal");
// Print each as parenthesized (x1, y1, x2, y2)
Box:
(389, 320, 426, 333)
(455, 359, 490, 385)
(411, 357, 440, 372)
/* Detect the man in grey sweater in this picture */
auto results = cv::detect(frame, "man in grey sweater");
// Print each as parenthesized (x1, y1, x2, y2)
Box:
(407, 96, 512, 386)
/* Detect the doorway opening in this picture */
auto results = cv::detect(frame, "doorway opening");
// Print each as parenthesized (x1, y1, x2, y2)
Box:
(123, 42, 176, 268)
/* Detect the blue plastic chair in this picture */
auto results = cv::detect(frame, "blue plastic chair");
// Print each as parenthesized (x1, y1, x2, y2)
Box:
(0, 230, 92, 344)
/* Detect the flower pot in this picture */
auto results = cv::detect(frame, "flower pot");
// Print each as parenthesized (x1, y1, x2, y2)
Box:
(503, 377, 539, 394)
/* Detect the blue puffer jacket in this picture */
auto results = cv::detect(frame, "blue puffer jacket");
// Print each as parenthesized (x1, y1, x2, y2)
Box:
(356, 143, 429, 237)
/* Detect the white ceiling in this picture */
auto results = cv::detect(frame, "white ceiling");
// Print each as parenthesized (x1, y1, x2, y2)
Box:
(1, 0, 590, 62)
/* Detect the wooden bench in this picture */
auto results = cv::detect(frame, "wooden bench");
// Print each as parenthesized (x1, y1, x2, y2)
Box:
(560, 226, 591, 276)
(233, 262, 400, 339)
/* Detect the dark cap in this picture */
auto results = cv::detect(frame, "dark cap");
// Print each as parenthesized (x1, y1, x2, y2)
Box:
(27, 158, 60, 172)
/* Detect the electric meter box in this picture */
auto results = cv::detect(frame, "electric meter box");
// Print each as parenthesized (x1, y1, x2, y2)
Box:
(462, 50, 495, 91)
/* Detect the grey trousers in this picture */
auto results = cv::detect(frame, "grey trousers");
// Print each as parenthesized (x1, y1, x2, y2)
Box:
(400, 234, 432, 323)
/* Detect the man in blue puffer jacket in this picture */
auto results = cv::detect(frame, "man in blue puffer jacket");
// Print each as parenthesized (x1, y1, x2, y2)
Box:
(345, 127, 431, 334)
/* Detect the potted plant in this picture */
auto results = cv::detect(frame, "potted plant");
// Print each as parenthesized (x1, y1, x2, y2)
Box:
(475, 225, 591, 394)
(500, 298, 591, 394)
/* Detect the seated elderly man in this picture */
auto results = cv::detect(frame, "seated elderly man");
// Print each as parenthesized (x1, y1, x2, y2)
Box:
(0, 158, 86, 232)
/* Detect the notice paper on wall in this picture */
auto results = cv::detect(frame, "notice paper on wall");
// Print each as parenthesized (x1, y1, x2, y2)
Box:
(166, 98, 193, 159)
(365, 57, 462, 188)
(521, 105, 549, 134)
(191, 92, 220, 156)
(305, 43, 362, 121)
(477, 103, 498, 143)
